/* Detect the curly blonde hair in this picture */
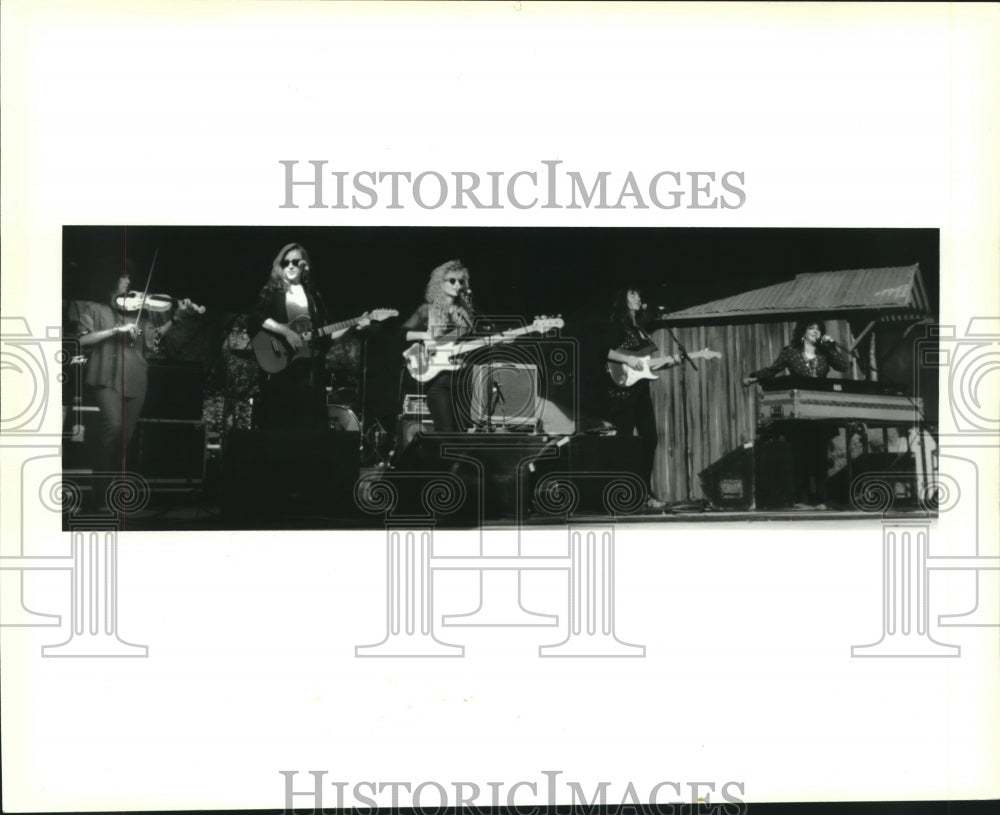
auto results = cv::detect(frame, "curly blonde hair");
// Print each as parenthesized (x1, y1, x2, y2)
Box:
(425, 259, 474, 332)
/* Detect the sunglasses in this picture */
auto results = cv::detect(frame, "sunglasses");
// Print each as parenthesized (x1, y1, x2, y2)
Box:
(281, 258, 306, 268)
(446, 277, 467, 285)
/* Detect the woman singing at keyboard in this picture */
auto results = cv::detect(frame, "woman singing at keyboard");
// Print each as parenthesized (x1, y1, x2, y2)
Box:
(742, 319, 852, 509)
(742, 319, 850, 385)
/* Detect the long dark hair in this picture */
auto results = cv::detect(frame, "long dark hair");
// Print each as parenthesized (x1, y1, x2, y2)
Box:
(610, 286, 648, 330)
(88, 256, 135, 303)
(791, 318, 826, 347)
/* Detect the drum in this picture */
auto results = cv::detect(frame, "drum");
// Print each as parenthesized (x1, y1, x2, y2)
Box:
(330, 386, 358, 406)
(327, 404, 361, 433)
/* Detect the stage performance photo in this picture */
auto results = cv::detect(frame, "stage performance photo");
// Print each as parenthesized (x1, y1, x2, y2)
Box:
(60, 225, 939, 529)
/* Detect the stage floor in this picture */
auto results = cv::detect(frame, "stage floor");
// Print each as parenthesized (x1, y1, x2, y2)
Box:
(102, 498, 930, 532)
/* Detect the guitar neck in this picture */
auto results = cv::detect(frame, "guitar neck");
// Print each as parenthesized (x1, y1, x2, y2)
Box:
(305, 316, 365, 340)
(448, 326, 534, 351)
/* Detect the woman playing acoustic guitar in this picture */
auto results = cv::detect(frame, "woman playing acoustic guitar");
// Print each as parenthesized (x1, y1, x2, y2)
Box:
(248, 243, 366, 431)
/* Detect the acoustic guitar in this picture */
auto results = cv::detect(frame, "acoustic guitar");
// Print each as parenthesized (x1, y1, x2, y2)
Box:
(252, 309, 398, 373)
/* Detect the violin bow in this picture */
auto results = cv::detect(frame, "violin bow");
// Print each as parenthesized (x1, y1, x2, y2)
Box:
(132, 248, 158, 336)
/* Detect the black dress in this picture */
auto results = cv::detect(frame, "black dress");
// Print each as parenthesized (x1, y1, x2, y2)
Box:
(247, 285, 331, 431)
(750, 341, 852, 505)
(605, 320, 660, 496)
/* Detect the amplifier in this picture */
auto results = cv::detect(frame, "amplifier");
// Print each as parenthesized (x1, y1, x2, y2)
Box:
(141, 359, 205, 420)
(402, 393, 430, 417)
(469, 362, 540, 429)
(698, 439, 795, 510)
(62, 404, 103, 470)
(134, 419, 207, 483)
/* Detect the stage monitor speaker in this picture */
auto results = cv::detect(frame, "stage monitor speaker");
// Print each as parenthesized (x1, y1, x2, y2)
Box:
(698, 442, 755, 510)
(395, 415, 434, 459)
(528, 435, 647, 517)
(135, 419, 207, 482)
(698, 439, 794, 510)
(469, 363, 540, 428)
(62, 404, 103, 470)
(142, 359, 205, 420)
(221, 429, 360, 523)
(392, 433, 556, 523)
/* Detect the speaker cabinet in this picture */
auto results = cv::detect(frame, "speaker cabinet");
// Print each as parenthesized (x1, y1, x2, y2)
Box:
(392, 433, 556, 523)
(698, 439, 794, 510)
(134, 419, 207, 483)
(141, 359, 205, 420)
(61, 408, 206, 483)
(221, 429, 360, 524)
(62, 404, 103, 470)
(395, 415, 434, 458)
(461, 338, 578, 435)
(530, 435, 647, 516)
(469, 363, 540, 428)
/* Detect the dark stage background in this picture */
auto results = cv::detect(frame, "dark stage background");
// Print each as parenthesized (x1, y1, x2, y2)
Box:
(62, 226, 940, 425)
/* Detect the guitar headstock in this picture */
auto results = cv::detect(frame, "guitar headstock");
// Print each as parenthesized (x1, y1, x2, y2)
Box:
(697, 347, 722, 359)
(366, 308, 399, 322)
(531, 315, 565, 331)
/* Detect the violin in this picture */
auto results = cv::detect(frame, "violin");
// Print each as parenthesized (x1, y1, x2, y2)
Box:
(115, 291, 206, 316)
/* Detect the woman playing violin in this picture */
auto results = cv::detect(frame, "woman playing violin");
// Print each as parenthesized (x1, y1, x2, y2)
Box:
(74, 257, 201, 476)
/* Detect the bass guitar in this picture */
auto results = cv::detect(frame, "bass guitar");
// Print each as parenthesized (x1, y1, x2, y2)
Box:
(403, 316, 564, 383)
(252, 308, 398, 373)
(607, 344, 721, 388)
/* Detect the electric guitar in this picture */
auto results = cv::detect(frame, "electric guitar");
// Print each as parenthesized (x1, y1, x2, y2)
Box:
(252, 308, 398, 373)
(606, 344, 721, 388)
(403, 316, 564, 383)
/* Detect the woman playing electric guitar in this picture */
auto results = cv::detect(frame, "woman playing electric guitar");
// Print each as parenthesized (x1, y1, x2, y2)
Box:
(401, 259, 476, 433)
(604, 286, 680, 510)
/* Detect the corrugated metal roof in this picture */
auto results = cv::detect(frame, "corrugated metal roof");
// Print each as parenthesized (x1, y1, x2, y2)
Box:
(664, 264, 931, 323)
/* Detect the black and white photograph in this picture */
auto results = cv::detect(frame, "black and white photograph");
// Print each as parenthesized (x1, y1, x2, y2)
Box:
(61, 226, 940, 529)
(3, 2, 997, 813)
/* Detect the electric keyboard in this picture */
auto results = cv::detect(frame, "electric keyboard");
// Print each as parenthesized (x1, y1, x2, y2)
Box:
(758, 377, 923, 426)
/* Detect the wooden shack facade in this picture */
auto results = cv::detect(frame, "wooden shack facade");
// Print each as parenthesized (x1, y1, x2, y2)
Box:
(646, 265, 933, 503)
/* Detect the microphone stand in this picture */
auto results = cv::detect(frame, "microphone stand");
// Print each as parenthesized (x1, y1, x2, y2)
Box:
(494, 379, 506, 431)
(662, 323, 698, 371)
